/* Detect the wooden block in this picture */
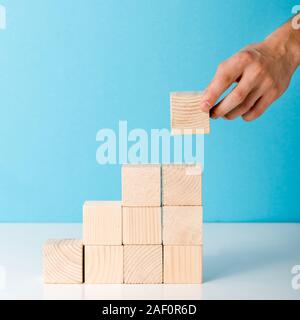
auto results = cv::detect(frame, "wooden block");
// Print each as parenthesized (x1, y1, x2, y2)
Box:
(163, 206, 202, 245)
(43, 239, 83, 284)
(122, 164, 161, 206)
(123, 207, 162, 244)
(164, 245, 202, 284)
(85, 246, 123, 284)
(170, 91, 210, 134)
(124, 245, 162, 284)
(162, 164, 202, 205)
(83, 201, 122, 245)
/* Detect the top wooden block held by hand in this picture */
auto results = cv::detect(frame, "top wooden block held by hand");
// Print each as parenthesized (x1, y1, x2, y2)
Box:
(171, 92, 210, 134)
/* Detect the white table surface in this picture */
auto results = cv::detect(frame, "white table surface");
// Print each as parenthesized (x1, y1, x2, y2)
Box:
(0, 223, 299, 300)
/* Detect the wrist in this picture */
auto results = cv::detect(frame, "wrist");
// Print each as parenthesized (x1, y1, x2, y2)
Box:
(263, 19, 300, 71)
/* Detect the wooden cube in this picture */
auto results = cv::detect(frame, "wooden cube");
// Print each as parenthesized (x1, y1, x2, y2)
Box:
(124, 245, 162, 284)
(85, 246, 123, 284)
(83, 201, 122, 245)
(122, 164, 161, 206)
(43, 239, 83, 284)
(170, 91, 210, 134)
(162, 164, 202, 205)
(123, 207, 162, 245)
(164, 246, 202, 284)
(163, 206, 202, 245)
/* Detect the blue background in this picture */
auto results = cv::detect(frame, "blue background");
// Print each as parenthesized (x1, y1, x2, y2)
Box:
(0, 0, 299, 222)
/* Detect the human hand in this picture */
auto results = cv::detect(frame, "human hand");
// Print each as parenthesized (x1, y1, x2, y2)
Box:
(200, 20, 300, 121)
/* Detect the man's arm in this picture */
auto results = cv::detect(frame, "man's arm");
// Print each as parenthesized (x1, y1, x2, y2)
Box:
(200, 15, 300, 121)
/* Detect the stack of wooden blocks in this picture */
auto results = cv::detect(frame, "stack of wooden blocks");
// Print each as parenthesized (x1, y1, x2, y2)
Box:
(43, 91, 209, 285)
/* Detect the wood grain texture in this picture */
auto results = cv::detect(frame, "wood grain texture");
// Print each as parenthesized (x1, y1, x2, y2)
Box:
(163, 245, 202, 284)
(124, 245, 162, 284)
(171, 91, 210, 134)
(83, 201, 122, 245)
(163, 206, 203, 245)
(43, 239, 83, 284)
(123, 206, 162, 244)
(162, 164, 202, 205)
(122, 164, 161, 206)
(85, 246, 123, 284)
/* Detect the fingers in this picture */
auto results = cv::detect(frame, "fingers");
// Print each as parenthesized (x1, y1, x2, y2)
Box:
(210, 69, 258, 119)
(223, 87, 263, 120)
(200, 52, 250, 112)
(241, 94, 276, 121)
(201, 42, 290, 122)
(232, 78, 278, 121)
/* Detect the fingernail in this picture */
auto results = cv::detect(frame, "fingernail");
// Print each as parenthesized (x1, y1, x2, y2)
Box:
(200, 100, 211, 112)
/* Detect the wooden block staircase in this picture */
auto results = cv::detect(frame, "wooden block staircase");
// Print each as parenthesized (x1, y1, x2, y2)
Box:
(43, 92, 208, 284)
